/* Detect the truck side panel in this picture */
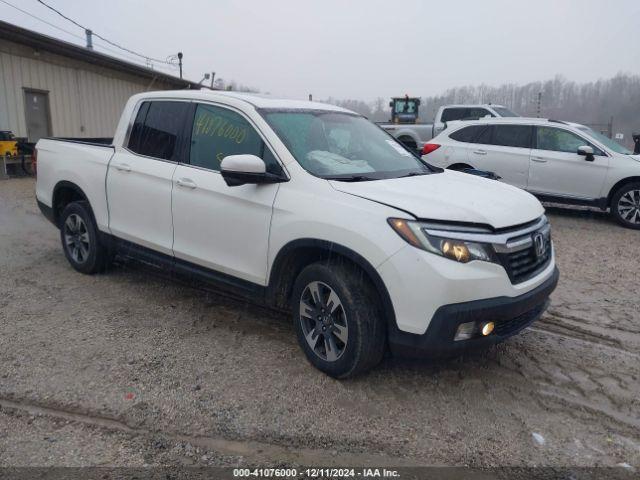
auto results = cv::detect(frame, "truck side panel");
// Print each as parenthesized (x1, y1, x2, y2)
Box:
(35, 139, 115, 231)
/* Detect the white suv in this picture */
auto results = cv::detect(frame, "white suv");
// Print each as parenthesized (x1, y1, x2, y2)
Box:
(422, 118, 640, 229)
(35, 91, 559, 378)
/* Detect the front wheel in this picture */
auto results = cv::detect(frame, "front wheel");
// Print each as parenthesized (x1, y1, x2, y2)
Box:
(292, 260, 386, 378)
(59, 201, 110, 273)
(611, 182, 640, 229)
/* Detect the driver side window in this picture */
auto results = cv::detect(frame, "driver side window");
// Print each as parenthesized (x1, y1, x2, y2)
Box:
(189, 104, 282, 174)
(536, 127, 603, 155)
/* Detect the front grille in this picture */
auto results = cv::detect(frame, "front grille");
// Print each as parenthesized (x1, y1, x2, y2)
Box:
(506, 243, 551, 283)
(496, 228, 552, 284)
(494, 301, 547, 336)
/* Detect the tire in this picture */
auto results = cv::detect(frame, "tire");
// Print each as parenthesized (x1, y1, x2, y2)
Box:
(291, 260, 386, 378)
(59, 201, 110, 273)
(610, 182, 640, 230)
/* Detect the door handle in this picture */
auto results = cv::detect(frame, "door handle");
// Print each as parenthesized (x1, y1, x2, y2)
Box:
(472, 150, 487, 155)
(531, 156, 547, 163)
(176, 178, 197, 189)
(115, 163, 131, 172)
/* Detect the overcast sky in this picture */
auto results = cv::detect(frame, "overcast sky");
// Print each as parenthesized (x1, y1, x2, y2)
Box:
(2, 0, 639, 101)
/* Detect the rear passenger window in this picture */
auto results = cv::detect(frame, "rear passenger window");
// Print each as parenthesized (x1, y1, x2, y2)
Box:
(491, 125, 532, 148)
(474, 125, 493, 144)
(128, 101, 190, 161)
(449, 125, 487, 143)
(465, 108, 492, 120)
(189, 104, 281, 174)
(441, 108, 467, 122)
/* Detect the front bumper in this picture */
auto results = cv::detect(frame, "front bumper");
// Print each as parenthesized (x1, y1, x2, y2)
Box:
(388, 266, 559, 358)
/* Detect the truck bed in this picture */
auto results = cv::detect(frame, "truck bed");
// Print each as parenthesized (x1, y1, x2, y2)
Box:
(35, 137, 116, 232)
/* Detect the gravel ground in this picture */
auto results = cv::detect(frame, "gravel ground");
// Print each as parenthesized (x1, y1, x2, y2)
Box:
(0, 177, 638, 469)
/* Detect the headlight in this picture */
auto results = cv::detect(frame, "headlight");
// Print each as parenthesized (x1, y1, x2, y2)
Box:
(387, 218, 497, 264)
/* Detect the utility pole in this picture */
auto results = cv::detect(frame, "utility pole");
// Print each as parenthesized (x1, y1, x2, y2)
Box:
(609, 116, 614, 138)
(210, 72, 216, 89)
(536, 92, 542, 118)
(177, 52, 183, 79)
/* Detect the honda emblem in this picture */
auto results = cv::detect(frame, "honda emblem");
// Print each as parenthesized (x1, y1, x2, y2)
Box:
(533, 232, 546, 258)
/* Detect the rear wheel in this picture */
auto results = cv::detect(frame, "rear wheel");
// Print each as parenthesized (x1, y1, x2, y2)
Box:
(611, 182, 640, 229)
(60, 201, 110, 273)
(292, 260, 386, 378)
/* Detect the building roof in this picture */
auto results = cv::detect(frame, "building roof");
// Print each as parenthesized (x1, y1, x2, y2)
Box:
(0, 20, 200, 89)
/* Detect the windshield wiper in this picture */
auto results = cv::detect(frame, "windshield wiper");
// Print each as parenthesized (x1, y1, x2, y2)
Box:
(398, 171, 428, 178)
(324, 175, 377, 182)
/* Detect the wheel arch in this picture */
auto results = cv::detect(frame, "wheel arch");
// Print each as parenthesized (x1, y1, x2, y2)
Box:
(607, 176, 640, 206)
(52, 180, 92, 227)
(267, 239, 396, 328)
(447, 163, 473, 171)
(396, 133, 419, 152)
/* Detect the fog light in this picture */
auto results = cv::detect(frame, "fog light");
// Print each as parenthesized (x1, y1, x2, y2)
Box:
(481, 322, 495, 336)
(454, 321, 476, 341)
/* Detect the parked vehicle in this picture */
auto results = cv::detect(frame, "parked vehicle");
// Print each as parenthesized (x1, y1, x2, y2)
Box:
(422, 118, 640, 229)
(35, 91, 558, 377)
(0, 130, 18, 156)
(380, 103, 519, 153)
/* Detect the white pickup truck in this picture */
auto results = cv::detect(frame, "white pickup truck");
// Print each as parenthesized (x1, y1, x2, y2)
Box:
(35, 90, 558, 378)
(381, 103, 520, 153)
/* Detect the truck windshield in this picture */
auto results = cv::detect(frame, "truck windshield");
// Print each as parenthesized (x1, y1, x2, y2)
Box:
(492, 107, 519, 117)
(577, 126, 632, 155)
(261, 110, 432, 180)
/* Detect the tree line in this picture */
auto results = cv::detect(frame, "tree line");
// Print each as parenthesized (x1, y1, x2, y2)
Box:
(322, 74, 640, 147)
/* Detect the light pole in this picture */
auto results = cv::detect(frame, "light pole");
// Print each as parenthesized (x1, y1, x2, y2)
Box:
(198, 73, 211, 87)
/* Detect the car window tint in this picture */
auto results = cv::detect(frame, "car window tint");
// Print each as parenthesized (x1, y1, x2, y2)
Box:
(465, 108, 492, 120)
(190, 103, 280, 174)
(129, 101, 190, 160)
(473, 125, 493, 144)
(441, 108, 467, 122)
(449, 125, 486, 143)
(127, 102, 149, 153)
(491, 125, 532, 148)
(536, 127, 592, 154)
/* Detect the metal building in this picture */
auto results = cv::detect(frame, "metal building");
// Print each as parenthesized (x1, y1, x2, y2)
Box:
(0, 21, 198, 142)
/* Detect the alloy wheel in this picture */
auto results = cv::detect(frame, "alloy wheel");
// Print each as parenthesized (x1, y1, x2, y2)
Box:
(617, 189, 640, 225)
(63, 214, 90, 263)
(299, 281, 348, 362)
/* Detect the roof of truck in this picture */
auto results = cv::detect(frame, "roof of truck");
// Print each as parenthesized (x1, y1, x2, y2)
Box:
(138, 90, 353, 113)
(443, 104, 508, 108)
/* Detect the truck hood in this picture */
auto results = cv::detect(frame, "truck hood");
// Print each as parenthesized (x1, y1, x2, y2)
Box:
(329, 171, 544, 229)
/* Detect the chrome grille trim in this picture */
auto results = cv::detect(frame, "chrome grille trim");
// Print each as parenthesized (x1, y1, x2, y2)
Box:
(422, 215, 548, 250)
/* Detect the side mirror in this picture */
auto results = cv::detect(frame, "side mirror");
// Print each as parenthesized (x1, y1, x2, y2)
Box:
(577, 145, 595, 161)
(220, 154, 285, 187)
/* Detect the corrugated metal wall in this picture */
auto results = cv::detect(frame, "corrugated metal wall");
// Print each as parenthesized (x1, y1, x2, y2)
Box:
(0, 38, 176, 140)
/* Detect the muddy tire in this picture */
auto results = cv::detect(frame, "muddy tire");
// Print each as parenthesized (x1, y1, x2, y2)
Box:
(292, 260, 386, 379)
